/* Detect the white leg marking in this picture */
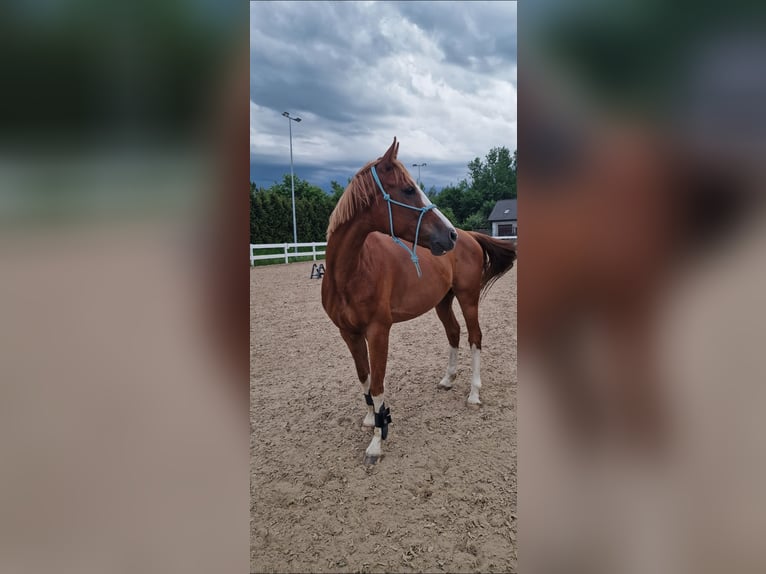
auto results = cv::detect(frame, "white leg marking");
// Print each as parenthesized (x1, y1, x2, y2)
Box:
(438, 346, 459, 389)
(365, 393, 386, 458)
(467, 344, 482, 405)
(362, 375, 375, 427)
(365, 427, 383, 459)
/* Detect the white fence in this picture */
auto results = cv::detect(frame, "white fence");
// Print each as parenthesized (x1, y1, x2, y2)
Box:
(250, 242, 327, 265)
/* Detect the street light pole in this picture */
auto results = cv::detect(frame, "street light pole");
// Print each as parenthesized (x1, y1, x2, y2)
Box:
(412, 163, 427, 189)
(282, 111, 302, 253)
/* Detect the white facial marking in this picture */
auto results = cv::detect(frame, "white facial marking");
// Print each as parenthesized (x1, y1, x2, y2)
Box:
(467, 344, 482, 405)
(438, 346, 459, 389)
(416, 185, 431, 205)
(433, 207, 455, 230)
(416, 185, 455, 231)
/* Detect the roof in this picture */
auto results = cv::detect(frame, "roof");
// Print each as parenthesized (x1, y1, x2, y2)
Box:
(487, 199, 517, 222)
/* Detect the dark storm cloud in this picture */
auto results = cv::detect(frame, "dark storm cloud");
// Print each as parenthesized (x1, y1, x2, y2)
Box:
(250, 1, 517, 191)
(397, 1, 518, 74)
(250, 2, 402, 123)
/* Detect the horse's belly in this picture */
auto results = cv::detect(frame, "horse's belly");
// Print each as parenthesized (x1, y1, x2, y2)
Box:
(389, 277, 451, 322)
(388, 252, 453, 322)
(390, 303, 441, 323)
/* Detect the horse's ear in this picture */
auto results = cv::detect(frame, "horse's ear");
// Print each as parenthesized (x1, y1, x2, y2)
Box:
(381, 137, 398, 166)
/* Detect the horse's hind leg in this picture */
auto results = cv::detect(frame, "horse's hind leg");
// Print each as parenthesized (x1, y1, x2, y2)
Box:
(340, 329, 374, 427)
(435, 291, 460, 390)
(456, 291, 483, 405)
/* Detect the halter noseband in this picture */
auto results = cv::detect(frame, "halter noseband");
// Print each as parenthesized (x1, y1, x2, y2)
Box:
(370, 164, 435, 278)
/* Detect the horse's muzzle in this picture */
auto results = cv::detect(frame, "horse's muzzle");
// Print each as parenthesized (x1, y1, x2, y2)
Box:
(429, 228, 458, 256)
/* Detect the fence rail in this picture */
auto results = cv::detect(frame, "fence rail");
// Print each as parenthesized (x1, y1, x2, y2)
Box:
(250, 242, 327, 265)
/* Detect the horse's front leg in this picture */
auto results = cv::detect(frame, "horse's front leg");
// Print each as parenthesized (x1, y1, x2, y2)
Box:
(339, 329, 374, 427)
(363, 321, 392, 464)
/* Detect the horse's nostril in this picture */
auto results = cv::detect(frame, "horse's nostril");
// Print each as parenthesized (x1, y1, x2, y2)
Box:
(449, 229, 458, 242)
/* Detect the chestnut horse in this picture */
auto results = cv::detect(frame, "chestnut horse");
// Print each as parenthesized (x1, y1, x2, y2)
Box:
(322, 138, 517, 464)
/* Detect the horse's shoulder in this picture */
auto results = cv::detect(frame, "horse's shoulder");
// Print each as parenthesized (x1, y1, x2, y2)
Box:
(364, 231, 389, 248)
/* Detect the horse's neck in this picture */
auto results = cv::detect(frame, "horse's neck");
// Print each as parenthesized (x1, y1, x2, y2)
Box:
(326, 220, 373, 283)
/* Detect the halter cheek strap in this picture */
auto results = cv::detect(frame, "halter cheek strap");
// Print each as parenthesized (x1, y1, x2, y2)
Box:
(370, 165, 435, 278)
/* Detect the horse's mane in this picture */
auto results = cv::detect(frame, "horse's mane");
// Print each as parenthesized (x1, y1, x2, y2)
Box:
(326, 157, 414, 239)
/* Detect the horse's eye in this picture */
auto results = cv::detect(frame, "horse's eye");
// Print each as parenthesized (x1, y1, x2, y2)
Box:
(403, 186, 416, 195)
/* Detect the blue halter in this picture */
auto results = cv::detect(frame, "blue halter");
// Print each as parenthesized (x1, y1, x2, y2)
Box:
(370, 164, 435, 278)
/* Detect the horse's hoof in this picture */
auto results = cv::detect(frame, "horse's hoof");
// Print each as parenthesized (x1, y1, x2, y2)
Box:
(466, 399, 482, 409)
(364, 454, 382, 465)
(437, 382, 453, 391)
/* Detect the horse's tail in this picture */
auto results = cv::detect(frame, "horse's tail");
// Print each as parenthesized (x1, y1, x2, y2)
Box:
(467, 231, 517, 297)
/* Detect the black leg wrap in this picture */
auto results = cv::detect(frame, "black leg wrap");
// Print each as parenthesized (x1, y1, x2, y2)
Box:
(364, 392, 374, 406)
(375, 403, 392, 440)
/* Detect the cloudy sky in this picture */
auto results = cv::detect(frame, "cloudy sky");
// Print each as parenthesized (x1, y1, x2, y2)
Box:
(250, 1, 517, 192)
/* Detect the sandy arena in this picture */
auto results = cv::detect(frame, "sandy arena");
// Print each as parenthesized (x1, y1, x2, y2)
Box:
(251, 260, 517, 573)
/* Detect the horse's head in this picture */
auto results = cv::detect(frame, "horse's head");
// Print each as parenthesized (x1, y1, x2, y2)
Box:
(370, 138, 457, 255)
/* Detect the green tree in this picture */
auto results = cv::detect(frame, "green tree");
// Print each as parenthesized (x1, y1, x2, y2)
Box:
(468, 146, 517, 202)
(263, 192, 291, 242)
(429, 146, 517, 229)
(463, 212, 489, 231)
(270, 174, 328, 203)
(330, 180, 346, 204)
(250, 175, 336, 243)
(249, 189, 263, 243)
(438, 205, 458, 226)
(433, 180, 472, 224)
